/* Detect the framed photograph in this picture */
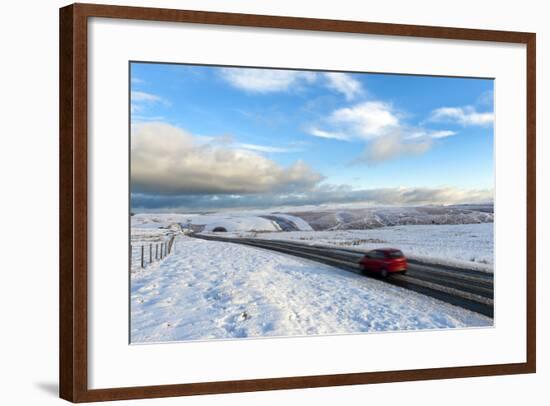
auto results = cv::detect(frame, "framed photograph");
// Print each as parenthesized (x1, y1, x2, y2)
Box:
(59, 3, 536, 402)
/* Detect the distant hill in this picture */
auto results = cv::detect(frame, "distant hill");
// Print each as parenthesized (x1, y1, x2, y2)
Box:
(288, 204, 493, 231)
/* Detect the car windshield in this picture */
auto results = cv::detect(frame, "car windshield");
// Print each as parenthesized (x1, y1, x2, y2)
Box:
(386, 250, 404, 258)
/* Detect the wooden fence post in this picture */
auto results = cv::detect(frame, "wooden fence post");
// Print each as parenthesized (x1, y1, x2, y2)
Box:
(168, 235, 175, 254)
(149, 244, 152, 264)
(140, 246, 144, 268)
(155, 243, 158, 260)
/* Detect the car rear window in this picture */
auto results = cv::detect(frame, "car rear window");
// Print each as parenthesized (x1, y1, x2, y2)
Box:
(387, 250, 404, 258)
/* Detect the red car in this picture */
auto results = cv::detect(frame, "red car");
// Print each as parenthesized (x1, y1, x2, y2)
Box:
(359, 249, 407, 277)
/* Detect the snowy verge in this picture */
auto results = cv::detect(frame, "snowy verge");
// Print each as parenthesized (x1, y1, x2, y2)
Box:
(131, 235, 492, 343)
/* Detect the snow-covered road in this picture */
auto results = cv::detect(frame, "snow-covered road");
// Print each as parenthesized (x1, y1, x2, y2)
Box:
(131, 236, 492, 343)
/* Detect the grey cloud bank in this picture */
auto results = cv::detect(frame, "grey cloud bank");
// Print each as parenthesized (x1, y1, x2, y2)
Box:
(131, 185, 493, 212)
(131, 123, 323, 195)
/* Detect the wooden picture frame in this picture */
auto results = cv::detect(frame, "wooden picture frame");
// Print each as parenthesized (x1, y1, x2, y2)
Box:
(59, 3, 536, 402)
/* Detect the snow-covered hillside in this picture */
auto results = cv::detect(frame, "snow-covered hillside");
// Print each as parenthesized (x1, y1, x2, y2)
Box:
(131, 235, 492, 343)
(132, 211, 312, 233)
(131, 204, 492, 235)
(289, 204, 493, 231)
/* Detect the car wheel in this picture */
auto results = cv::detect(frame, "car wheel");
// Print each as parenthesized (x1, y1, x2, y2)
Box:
(380, 268, 389, 278)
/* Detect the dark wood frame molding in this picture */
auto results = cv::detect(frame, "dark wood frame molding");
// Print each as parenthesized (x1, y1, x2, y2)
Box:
(59, 3, 536, 402)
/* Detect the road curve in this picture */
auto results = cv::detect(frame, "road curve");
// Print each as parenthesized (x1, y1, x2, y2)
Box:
(190, 233, 494, 318)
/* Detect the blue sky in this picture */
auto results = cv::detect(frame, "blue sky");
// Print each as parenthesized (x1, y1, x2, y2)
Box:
(130, 62, 494, 212)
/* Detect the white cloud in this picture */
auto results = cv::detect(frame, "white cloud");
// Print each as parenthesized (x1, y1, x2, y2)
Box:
(357, 132, 432, 164)
(220, 68, 316, 93)
(306, 101, 403, 143)
(429, 130, 457, 138)
(323, 72, 363, 100)
(306, 126, 349, 141)
(131, 91, 168, 116)
(307, 101, 457, 163)
(220, 68, 364, 99)
(476, 90, 494, 107)
(310, 185, 493, 206)
(408, 129, 457, 139)
(131, 122, 323, 195)
(131, 91, 162, 102)
(328, 101, 401, 139)
(234, 143, 299, 153)
(429, 106, 494, 126)
(353, 186, 493, 206)
(132, 115, 165, 122)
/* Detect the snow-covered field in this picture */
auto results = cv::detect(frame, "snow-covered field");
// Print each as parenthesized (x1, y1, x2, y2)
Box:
(224, 223, 494, 272)
(132, 211, 312, 233)
(131, 235, 492, 343)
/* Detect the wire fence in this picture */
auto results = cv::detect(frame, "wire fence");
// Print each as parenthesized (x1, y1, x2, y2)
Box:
(132, 234, 176, 270)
